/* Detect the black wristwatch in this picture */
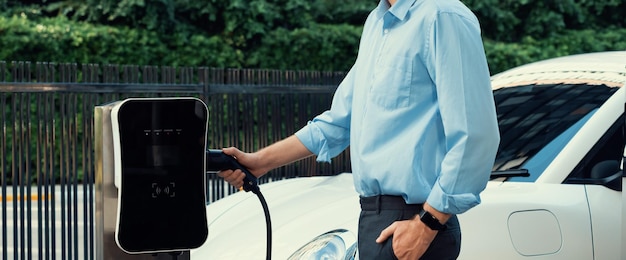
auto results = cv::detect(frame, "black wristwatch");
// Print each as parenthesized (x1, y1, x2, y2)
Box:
(419, 209, 447, 231)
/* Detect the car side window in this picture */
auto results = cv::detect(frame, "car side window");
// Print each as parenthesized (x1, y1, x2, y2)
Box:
(566, 115, 624, 181)
(493, 83, 617, 182)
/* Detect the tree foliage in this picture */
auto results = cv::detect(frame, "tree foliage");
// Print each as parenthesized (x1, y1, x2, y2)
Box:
(248, 23, 362, 71)
(1, 0, 625, 73)
(0, 14, 243, 67)
(484, 29, 626, 74)
(465, 0, 626, 41)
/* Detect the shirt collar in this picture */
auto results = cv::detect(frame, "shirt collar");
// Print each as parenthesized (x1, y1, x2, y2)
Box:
(375, 0, 416, 21)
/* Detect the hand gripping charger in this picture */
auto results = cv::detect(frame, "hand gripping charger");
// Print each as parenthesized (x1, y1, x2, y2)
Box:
(206, 149, 258, 193)
(110, 97, 209, 254)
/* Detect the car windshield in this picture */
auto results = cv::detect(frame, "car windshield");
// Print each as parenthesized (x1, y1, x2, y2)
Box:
(491, 83, 618, 182)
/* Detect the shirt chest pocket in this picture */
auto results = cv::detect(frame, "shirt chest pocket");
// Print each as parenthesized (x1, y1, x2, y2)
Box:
(369, 55, 412, 109)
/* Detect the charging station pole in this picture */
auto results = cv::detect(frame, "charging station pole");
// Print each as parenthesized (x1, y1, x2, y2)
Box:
(94, 103, 154, 259)
(94, 101, 197, 260)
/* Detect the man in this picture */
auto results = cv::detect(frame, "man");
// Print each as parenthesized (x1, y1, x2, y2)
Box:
(218, 0, 500, 259)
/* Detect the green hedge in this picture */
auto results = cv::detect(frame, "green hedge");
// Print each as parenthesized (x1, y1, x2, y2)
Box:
(247, 23, 362, 71)
(0, 14, 243, 67)
(466, 0, 626, 42)
(1, 14, 625, 74)
(484, 28, 626, 74)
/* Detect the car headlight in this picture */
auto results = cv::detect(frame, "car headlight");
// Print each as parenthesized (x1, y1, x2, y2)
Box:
(288, 229, 358, 260)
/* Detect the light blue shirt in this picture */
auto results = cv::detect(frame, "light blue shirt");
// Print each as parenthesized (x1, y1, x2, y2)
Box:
(295, 0, 500, 214)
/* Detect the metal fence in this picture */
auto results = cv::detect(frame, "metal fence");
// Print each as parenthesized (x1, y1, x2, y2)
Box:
(0, 61, 351, 259)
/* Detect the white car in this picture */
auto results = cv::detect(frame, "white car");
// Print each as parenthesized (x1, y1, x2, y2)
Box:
(192, 51, 626, 260)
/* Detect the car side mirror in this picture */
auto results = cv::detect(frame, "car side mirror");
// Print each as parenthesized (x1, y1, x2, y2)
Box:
(566, 160, 622, 191)
(589, 160, 622, 191)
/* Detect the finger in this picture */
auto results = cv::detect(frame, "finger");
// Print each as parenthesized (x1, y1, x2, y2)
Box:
(223, 169, 242, 183)
(222, 147, 241, 158)
(217, 169, 233, 178)
(232, 170, 245, 187)
(376, 222, 396, 243)
(218, 169, 244, 187)
(218, 169, 240, 181)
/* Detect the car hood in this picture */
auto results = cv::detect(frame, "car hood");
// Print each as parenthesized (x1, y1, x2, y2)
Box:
(191, 173, 360, 259)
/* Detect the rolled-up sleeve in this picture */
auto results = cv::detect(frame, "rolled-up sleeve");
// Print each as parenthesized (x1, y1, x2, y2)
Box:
(425, 12, 500, 214)
(295, 67, 356, 162)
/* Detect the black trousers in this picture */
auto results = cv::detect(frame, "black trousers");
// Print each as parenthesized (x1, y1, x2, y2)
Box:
(358, 195, 461, 260)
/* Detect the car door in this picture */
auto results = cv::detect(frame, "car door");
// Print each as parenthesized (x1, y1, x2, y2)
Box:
(563, 102, 623, 259)
(458, 182, 593, 259)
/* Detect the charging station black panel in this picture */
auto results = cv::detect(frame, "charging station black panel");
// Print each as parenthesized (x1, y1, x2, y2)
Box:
(115, 98, 208, 253)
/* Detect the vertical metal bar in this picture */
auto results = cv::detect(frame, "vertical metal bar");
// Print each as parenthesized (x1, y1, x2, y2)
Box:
(80, 85, 91, 258)
(36, 92, 44, 260)
(9, 62, 16, 260)
(43, 93, 49, 260)
(217, 89, 228, 197)
(66, 63, 76, 260)
(84, 93, 95, 260)
(161, 66, 169, 85)
(58, 66, 66, 260)
(71, 93, 79, 260)
(59, 92, 67, 260)
(257, 92, 267, 157)
(50, 89, 57, 260)
(66, 93, 73, 260)
(43, 91, 52, 260)
(0, 64, 4, 260)
(42, 62, 53, 260)
(25, 91, 33, 260)
(1, 91, 7, 260)
(41, 62, 53, 256)
(213, 68, 228, 199)
(70, 67, 78, 260)
(141, 66, 148, 84)
(241, 72, 254, 169)
(271, 91, 282, 180)
(35, 63, 43, 260)
(18, 91, 25, 260)
(0, 61, 5, 82)
(65, 63, 75, 260)
(12, 62, 21, 260)
(82, 66, 94, 258)
(229, 76, 239, 195)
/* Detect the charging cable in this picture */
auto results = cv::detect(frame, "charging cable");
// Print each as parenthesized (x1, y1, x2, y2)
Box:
(206, 150, 272, 260)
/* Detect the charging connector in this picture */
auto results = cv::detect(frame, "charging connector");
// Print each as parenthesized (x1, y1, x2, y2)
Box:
(205, 149, 272, 260)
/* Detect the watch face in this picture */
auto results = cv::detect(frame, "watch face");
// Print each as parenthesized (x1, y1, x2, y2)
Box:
(420, 210, 446, 231)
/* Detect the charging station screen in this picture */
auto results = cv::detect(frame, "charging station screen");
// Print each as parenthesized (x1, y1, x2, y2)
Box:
(116, 99, 208, 253)
(147, 145, 181, 167)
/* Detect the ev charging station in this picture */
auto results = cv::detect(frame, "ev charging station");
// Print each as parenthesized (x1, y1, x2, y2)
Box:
(94, 98, 209, 259)
(95, 97, 267, 260)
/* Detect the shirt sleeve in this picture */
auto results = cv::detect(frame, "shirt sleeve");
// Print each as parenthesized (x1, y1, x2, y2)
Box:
(424, 11, 501, 214)
(295, 67, 356, 162)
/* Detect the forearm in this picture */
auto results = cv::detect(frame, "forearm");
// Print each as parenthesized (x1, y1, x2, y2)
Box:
(255, 135, 314, 174)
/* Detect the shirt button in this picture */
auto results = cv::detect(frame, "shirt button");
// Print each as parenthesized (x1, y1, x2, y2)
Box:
(384, 29, 389, 34)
